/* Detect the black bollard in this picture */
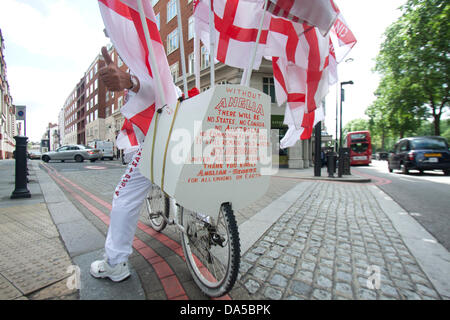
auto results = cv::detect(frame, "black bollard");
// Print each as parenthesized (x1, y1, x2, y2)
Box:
(11, 136, 31, 199)
(326, 151, 337, 178)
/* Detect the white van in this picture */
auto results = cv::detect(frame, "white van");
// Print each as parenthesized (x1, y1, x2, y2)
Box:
(88, 140, 114, 160)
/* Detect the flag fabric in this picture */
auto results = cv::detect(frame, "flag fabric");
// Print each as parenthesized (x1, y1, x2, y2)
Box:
(194, 0, 271, 70)
(269, 0, 355, 147)
(100, 0, 355, 150)
(263, 0, 339, 36)
(273, 56, 329, 148)
(98, 0, 178, 151)
(329, 10, 357, 63)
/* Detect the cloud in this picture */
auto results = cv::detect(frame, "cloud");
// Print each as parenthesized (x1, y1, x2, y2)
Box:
(1, 0, 109, 142)
(0, 0, 106, 65)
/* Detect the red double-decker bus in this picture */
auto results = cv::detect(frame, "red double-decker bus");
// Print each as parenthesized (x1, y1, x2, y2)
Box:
(344, 131, 372, 165)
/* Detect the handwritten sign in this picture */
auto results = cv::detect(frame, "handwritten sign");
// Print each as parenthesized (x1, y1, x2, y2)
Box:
(139, 85, 271, 220)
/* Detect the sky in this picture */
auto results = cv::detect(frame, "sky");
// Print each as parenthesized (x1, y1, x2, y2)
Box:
(0, 0, 407, 143)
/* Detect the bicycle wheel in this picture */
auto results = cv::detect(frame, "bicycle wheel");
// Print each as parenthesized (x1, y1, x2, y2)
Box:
(145, 184, 170, 232)
(179, 203, 240, 297)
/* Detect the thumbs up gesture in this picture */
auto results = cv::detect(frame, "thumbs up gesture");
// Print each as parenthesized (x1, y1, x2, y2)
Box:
(99, 46, 139, 92)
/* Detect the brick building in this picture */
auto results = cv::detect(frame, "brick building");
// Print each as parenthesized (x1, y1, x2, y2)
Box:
(62, 44, 128, 150)
(0, 29, 17, 160)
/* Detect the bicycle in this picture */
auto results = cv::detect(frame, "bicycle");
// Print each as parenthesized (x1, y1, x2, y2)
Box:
(145, 183, 240, 298)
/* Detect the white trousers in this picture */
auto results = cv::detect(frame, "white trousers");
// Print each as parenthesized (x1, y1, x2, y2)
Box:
(105, 146, 152, 265)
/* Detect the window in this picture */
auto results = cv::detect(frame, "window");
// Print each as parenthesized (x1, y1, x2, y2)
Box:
(399, 140, 409, 152)
(188, 16, 194, 40)
(118, 56, 123, 67)
(167, 0, 177, 22)
(155, 13, 160, 30)
(118, 96, 124, 109)
(263, 77, 276, 103)
(201, 46, 210, 70)
(167, 29, 179, 54)
(170, 63, 179, 82)
(188, 53, 195, 74)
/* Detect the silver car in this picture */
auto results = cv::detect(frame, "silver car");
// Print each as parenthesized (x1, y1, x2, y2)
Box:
(41, 145, 103, 163)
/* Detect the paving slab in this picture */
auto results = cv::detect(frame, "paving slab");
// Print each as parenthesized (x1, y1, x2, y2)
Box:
(73, 249, 145, 300)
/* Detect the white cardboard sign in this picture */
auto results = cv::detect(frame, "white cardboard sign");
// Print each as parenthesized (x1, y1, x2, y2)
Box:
(139, 84, 271, 219)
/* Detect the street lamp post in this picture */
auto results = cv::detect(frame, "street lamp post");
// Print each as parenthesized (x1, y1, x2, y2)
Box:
(339, 80, 354, 149)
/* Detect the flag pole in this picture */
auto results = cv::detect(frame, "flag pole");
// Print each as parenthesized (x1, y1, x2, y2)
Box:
(209, 0, 215, 88)
(243, 0, 269, 87)
(136, 0, 166, 107)
(194, 33, 201, 89)
(176, 0, 188, 97)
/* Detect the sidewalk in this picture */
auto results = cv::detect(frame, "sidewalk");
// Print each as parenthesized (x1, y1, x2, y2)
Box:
(0, 160, 76, 299)
(1, 159, 449, 300)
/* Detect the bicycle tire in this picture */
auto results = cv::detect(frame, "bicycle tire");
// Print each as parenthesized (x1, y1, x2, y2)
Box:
(145, 184, 170, 232)
(179, 203, 240, 297)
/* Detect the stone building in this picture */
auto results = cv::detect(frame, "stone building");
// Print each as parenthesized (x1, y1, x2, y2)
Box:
(0, 29, 17, 159)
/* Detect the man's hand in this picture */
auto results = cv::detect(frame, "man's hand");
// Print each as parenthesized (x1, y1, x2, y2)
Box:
(98, 46, 139, 92)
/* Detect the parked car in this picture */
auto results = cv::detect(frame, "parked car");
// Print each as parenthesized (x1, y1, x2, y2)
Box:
(376, 152, 389, 160)
(388, 136, 450, 175)
(28, 150, 42, 160)
(41, 145, 102, 163)
(88, 140, 114, 160)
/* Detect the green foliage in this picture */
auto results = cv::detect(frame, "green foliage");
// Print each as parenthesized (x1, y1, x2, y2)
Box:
(342, 118, 369, 137)
(369, 0, 449, 141)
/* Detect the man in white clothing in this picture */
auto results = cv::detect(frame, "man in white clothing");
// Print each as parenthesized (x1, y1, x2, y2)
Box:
(90, 47, 152, 282)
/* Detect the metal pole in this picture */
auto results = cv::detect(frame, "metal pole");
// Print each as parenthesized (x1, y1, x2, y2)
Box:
(339, 86, 343, 150)
(243, 0, 269, 86)
(136, 0, 167, 107)
(194, 33, 201, 90)
(176, 0, 188, 97)
(209, 0, 215, 88)
(314, 121, 322, 176)
(335, 84, 338, 152)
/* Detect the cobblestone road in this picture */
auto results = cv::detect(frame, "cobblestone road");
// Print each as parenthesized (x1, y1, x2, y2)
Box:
(239, 181, 442, 300)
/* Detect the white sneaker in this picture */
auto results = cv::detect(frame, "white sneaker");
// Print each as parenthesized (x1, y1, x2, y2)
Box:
(90, 259, 131, 282)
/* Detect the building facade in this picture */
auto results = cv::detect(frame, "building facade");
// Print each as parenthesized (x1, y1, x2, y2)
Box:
(62, 44, 127, 154)
(0, 29, 17, 159)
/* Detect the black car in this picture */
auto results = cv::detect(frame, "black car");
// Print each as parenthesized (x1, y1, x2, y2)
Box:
(388, 136, 450, 175)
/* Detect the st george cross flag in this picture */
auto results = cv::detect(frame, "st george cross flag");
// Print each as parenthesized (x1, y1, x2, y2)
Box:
(273, 56, 329, 149)
(194, 0, 271, 70)
(260, 0, 339, 36)
(98, 0, 178, 151)
(329, 8, 357, 63)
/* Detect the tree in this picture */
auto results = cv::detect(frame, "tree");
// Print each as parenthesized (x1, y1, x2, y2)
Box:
(374, 0, 449, 136)
(342, 118, 369, 137)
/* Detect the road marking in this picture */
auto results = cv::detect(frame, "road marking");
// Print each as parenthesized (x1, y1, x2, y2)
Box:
(410, 212, 422, 217)
(41, 163, 231, 300)
(423, 238, 437, 244)
(84, 166, 107, 170)
(398, 177, 419, 183)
